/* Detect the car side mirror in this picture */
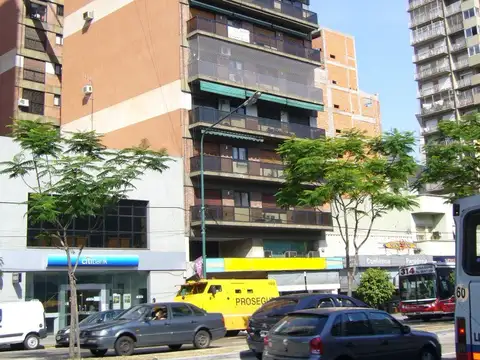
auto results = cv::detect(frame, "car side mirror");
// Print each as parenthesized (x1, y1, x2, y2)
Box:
(402, 325, 411, 334)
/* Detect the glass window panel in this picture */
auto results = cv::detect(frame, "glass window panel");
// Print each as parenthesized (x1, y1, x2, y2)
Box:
(75, 216, 89, 231)
(133, 234, 147, 248)
(89, 234, 103, 248)
(119, 217, 132, 232)
(133, 217, 146, 233)
(105, 216, 118, 232)
(119, 206, 132, 216)
(134, 206, 147, 216)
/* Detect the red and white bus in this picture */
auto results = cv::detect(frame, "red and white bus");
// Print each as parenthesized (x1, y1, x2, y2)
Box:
(398, 262, 455, 321)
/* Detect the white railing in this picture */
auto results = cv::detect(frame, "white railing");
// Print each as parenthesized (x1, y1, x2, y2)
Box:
(456, 77, 472, 88)
(419, 100, 455, 115)
(413, 45, 448, 62)
(409, 8, 443, 27)
(451, 41, 467, 52)
(417, 84, 452, 97)
(414, 63, 450, 80)
(411, 25, 446, 45)
(454, 59, 469, 70)
(447, 22, 463, 34)
(445, 2, 462, 16)
(459, 95, 474, 107)
(407, 0, 436, 11)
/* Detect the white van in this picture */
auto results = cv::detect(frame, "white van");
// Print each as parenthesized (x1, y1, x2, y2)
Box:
(0, 300, 47, 350)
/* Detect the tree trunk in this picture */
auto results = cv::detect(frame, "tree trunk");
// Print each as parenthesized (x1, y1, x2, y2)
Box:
(351, 251, 359, 298)
(66, 249, 81, 360)
(345, 244, 352, 297)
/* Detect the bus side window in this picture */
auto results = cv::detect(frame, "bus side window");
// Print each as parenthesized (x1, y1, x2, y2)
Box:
(235, 289, 241, 294)
(208, 285, 222, 295)
(247, 289, 253, 294)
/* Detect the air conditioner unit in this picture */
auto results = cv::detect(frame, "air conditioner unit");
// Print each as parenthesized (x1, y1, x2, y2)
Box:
(83, 10, 94, 21)
(229, 73, 237, 82)
(83, 85, 93, 95)
(220, 46, 231, 56)
(18, 98, 29, 107)
(307, 251, 320, 258)
(284, 251, 297, 258)
(264, 250, 273, 258)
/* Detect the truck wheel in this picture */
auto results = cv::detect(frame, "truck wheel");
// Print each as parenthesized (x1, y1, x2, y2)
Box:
(90, 349, 108, 357)
(193, 330, 211, 349)
(24, 334, 40, 350)
(114, 336, 135, 356)
(168, 344, 182, 350)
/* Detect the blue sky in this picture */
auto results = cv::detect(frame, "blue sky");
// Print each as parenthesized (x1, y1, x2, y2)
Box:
(311, 0, 419, 135)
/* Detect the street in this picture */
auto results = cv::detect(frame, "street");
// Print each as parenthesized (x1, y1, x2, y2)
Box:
(0, 319, 456, 360)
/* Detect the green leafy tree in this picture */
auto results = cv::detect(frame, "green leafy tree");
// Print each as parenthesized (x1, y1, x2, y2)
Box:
(276, 129, 418, 296)
(0, 120, 170, 359)
(356, 268, 395, 308)
(419, 112, 480, 201)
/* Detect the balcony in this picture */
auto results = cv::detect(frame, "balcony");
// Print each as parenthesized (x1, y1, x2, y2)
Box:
(451, 40, 467, 52)
(188, 35, 323, 104)
(409, 8, 443, 28)
(412, 45, 448, 63)
(410, 26, 445, 46)
(414, 64, 450, 81)
(447, 23, 463, 34)
(26, 3, 47, 22)
(187, 17, 321, 63)
(424, 182, 444, 193)
(191, 205, 333, 230)
(189, 107, 325, 141)
(407, 0, 435, 12)
(416, 101, 455, 118)
(417, 84, 452, 98)
(458, 94, 475, 107)
(190, 155, 285, 183)
(454, 59, 469, 70)
(456, 77, 472, 89)
(421, 124, 439, 135)
(223, 0, 318, 28)
(445, 2, 461, 17)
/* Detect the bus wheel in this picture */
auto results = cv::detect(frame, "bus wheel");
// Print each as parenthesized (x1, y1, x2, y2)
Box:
(226, 330, 240, 337)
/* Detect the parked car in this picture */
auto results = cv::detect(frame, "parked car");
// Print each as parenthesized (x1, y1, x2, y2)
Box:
(79, 302, 226, 357)
(0, 299, 47, 350)
(56, 309, 124, 347)
(247, 293, 368, 359)
(263, 308, 441, 360)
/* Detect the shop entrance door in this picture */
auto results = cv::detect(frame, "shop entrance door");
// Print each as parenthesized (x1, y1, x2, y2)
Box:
(58, 284, 108, 329)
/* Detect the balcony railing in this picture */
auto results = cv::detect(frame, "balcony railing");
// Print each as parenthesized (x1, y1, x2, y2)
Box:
(409, 8, 443, 28)
(456, 77, 472, 89)
(445, 2, 461, 16)
(190, 155, 285, 181)
(417, 84, 452, 98)
(407, 0, 435, 11)
(451, 41, 467, 52)
(414, 64, 450, 81)
(191, 205, 333, 228)
(458, 95, 475, 107)
(23, 69, 45, 84)
(421, 124, 439, 135)
(447, 23, 463, 34)
(187, 17, 321, 63)
(454, 59, 469, 70)
(410, 26, 445, 45)
(189, 107, 325, 140)
(232, 0, 318, 25)
(418, 101, 455, 116)
(425, 182, 444, 192)
(413, 45, 448, 63)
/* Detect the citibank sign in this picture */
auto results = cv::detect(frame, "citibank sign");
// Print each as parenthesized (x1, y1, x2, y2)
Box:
(47, 254, 139, 267)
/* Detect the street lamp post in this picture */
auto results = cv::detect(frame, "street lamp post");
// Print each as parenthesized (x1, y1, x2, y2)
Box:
(200, 91, 262, 279)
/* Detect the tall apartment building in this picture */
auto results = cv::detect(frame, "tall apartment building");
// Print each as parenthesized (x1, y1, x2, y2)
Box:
(408, 0, 480, 169)
(0, 0, 64, 133)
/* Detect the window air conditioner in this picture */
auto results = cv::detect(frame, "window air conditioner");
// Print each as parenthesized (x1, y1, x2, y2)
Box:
(18, 98, 30, 107)
(83, 11, 94, 21)
(83, 85, 93, 95)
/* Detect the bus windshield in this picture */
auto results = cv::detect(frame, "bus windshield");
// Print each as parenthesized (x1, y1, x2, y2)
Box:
(177, 283, 207, 296)
(400, 274, 437, 301)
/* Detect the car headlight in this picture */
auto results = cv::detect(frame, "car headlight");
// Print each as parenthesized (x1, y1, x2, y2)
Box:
(64, 329, 70, 334)
(90, 329, 109, 337)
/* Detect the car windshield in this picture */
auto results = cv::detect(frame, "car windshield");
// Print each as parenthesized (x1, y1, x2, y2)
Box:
(272, 315, 328, 337)
(400, 273, 437, 301)
(79, 312, 102, 325)
(117, 305, 150, 320)
(254, 298, 298, 315)
(177, 283, 207, 296)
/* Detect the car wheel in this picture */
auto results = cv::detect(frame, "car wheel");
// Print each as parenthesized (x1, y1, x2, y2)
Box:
(24, 334, 40, 350)
(419, 347, 437, 360)
(168, 344, 182, 351)
(193, 329, 211, 349)
(226, 330, 240, 337)
(114, 336, 135, 356)
(90, 349, 108, 357)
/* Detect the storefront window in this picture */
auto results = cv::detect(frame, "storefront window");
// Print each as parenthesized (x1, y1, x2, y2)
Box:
(264, 240, 312, 257)
(26, 271, 148, 333)
(27, 199, 148, 249)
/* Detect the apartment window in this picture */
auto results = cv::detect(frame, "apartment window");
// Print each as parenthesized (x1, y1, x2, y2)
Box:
(24, 26, 47, 52)
(22, 88, 44, 115)
(336, 129, 342, 134)
(465, 26, 478, 37)
(55, 34, 63, 45)
(27, 199, 148, 249)
(464, 8, 478, 20)
(57, 4, 64, 16)
(54, 95, 61, 106)
(332, 80, 337, 85)
(234, 191, 250, 207)
(469, 44, 480, 56)
(55, 64, 62, 76)
(232, 147, 248, 161)
(23, 57, 45, 84)
(334, 104, 340, 109)
(330, 54, 336, 59)
(27, 3, 47, 22)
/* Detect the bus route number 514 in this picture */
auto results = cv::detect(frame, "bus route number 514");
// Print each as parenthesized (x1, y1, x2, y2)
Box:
(456, 284, 469, 302)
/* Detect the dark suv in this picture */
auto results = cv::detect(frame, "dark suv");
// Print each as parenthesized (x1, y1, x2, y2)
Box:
(247, 293, 367, 359)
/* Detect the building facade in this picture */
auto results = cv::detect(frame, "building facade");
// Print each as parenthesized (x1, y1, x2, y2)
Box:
(408, 0, 480, 179)
(0, 0, 63, 134)
(0, 136, 187, 334)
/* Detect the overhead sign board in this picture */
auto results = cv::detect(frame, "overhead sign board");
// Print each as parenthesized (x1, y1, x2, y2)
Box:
(47, 255, 139, 267)
(399, 263, 436, 276)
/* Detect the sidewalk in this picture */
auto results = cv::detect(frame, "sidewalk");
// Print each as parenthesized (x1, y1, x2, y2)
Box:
(41, 335, 56, 349)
